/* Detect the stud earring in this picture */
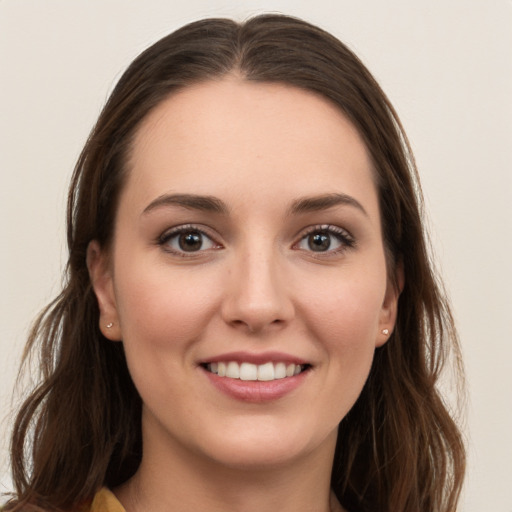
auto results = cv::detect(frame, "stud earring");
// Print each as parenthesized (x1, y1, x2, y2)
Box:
(106, 322, 113, 329)
(382, 328, 389, 335)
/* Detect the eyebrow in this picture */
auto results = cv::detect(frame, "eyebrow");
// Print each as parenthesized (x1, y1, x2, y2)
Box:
(142, 192, 367, 217)
(142, 193, 229, 215)
(289, 193, 368, 216)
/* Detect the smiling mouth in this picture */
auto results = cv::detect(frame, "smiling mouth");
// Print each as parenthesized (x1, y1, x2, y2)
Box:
(202, 361, 310, 382)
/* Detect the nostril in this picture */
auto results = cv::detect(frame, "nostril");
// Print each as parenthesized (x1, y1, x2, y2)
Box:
(230, 317, 286, 334)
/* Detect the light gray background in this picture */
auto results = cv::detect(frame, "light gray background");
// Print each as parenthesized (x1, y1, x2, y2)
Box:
(1, 1, 511, 510)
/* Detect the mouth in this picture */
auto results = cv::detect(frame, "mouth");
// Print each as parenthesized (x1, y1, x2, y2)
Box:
(201, 361, 311, 382)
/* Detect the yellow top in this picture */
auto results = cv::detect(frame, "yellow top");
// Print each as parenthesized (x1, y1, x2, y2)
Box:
(89, 488, 126, 512)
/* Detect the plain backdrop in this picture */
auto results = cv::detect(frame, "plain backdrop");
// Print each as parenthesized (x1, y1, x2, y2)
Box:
(1, 1, 511, 510)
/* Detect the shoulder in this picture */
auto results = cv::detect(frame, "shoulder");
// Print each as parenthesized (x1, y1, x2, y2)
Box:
(89, 489, 126, 512)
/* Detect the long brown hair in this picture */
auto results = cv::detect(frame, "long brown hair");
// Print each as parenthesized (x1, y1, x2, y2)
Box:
(7, 14, 465, 512)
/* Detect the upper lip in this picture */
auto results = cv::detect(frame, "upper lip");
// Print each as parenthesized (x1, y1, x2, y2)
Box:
(199, 351, 309, 366)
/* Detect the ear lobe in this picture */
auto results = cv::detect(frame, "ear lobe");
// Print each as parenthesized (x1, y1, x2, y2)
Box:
(376, 262, 404, 347)
(86, 240, 122, 341)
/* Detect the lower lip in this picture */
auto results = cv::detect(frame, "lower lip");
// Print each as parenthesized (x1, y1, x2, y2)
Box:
(202, 367, 309, 403)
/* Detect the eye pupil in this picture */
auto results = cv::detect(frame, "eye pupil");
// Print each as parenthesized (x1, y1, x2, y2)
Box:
(179, 232, 202, 251)
(308, 232, 330, 251)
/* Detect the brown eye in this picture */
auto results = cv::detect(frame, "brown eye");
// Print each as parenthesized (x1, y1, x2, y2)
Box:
(179, 232, 203, 252)
(296, 225, 355, 255)
(159, 227, 218, 255)
(308, 232, 331, 252)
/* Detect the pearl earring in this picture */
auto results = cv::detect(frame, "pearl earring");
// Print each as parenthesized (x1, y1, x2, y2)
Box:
(382, 328, 389, 335)
(106, 322, 113, 328)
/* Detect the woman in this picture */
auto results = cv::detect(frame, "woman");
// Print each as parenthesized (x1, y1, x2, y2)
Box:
(7, 14, 465, 512)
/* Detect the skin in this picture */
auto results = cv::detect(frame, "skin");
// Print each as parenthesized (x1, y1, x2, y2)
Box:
(88, 77, 400, 512)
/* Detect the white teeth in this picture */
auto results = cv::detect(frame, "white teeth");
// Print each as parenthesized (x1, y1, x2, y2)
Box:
(274, 362, 286, 379)
(206, 361, 305, 381)
(240, 362, 258, 381)
(226, 361, 240, 378)
(258, 362, 275, 381)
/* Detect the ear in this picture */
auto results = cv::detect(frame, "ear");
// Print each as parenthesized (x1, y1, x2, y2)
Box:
(86, 240, 122, 341)
(376, 261, 404, 347)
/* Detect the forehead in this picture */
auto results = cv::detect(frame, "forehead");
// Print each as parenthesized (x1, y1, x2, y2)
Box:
(123, 78, 377, 217)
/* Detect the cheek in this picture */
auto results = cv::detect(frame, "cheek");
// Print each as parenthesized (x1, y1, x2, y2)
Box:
(295, 264, 386, 401)
(299, 268, 386, 345)
(113, 260, 220, 352)
(111, 264, 222, 413)
(317, 282, 384, 417)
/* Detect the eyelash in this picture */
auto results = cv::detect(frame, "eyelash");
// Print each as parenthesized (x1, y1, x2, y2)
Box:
(157, 224, 355, 257)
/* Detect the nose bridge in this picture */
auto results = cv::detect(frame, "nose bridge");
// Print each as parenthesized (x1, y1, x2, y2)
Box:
(222, 237, 294, 332)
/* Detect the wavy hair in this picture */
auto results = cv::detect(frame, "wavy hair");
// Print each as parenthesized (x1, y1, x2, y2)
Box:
(7, 14, 465, 512)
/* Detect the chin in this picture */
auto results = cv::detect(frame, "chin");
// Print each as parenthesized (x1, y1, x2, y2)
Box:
(192, 419, 339, 472)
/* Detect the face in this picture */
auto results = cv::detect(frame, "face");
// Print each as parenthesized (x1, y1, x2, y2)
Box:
(89, 78, 399, 471)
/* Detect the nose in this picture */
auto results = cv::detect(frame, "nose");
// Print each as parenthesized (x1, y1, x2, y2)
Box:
(221, 247, 295, 334)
